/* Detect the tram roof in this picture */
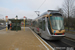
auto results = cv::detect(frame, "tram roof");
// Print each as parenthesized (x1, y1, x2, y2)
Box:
(34, 10, 60, 20)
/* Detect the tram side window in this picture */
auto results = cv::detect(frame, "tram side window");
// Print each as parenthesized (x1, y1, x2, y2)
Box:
(32, 22, 34, 27)
(36, 21, 38, 27)
(38, 19, 42, 29)
(32, 21, 34, 27)
(33, 21, 36, 27)
(34, 21, 37, 27)
(42, 18, 45, 31)
(38, 20, 40, 28)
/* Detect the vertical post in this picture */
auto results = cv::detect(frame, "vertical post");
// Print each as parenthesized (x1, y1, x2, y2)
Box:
(24, 16, 25, 31)
(6, 19, 7, 31)
(15, 16, 18, 31)
(16, 20, 17, 31)
(24, 19, 25, 31)
(6, 16, 8, 31)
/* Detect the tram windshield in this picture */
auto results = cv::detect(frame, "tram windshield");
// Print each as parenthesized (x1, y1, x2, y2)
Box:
(50, 16, 64, 30)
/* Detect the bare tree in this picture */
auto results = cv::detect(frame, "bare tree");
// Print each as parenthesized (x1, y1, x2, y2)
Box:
(58, 8, 63, 14)
(62, 0, 75, 31)
(58, 8, 66, 17)
(72, 7, 75, 18)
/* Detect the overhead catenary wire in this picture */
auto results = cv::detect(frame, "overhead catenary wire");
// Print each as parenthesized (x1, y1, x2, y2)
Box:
(36, 0, 46, 10)
(32, 0, 46, 19)
(34, 0, 46, 16)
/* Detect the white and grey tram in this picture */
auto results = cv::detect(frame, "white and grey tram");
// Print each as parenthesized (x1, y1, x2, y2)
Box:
(31, 10, 65, 40)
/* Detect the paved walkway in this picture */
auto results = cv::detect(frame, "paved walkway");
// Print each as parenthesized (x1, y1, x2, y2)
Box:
(0, 27, 53, 50)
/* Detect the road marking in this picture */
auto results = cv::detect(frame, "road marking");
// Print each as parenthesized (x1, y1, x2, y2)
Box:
(29, 27, 54, 50)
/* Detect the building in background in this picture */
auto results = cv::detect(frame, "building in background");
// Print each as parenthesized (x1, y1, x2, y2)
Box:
(0, 19, 6, 26)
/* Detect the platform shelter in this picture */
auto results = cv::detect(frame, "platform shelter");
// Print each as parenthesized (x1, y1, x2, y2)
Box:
(9, 19, 23, 31)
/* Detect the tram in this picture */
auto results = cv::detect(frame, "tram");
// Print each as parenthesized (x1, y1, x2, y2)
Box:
(31, 10, 65, 40)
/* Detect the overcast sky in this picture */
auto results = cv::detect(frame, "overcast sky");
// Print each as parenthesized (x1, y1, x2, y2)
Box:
(0, 0, 64, 19)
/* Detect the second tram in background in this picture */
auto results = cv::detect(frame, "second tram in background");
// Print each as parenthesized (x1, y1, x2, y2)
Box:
(31, 10, 65, 40)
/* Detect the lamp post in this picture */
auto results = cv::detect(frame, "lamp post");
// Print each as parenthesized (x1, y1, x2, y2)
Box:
(15, 15, 18, 31)
(24, 16, 25, 31)
(5, 16, 8, 31)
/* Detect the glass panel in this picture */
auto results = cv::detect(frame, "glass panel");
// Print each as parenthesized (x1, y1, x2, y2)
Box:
(50, 16, 64, 30)
(42, 20, 45, 31)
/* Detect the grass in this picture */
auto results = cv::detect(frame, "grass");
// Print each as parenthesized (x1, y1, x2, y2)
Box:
(65, 30, 75, 34)
(65, 27, 75, 30)
(65, 27, 75, 34)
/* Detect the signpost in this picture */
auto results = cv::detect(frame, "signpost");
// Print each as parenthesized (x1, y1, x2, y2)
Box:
(24, 16, 25, 31)
(5, 16, 8, 31)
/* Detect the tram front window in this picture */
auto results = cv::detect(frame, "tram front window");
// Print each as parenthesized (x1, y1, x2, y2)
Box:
(50, 16, 64, 30)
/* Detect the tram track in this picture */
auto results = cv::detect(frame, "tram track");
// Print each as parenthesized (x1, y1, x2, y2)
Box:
(61, 37, 75, 47)
(42, 36, 75, 50)
(45, 39, 74, 50)
(64, 37, 75, 42)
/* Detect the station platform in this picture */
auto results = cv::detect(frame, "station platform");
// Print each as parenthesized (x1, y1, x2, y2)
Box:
(0, 27, 53, 50)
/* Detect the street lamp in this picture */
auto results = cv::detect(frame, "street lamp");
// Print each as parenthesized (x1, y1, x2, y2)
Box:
(24, 16, 26, 31)
(15, 15, 18, 31)
(5, 16, 8, 31)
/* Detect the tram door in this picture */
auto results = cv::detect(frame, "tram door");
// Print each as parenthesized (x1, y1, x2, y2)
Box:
(47, 17, 52, 34)
(47, 17, 50, 30)
(42, 17, 45, 31)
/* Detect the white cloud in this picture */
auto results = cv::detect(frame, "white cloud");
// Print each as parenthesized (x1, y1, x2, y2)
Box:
(0, 7, 11, 14)
(0, 0, 64, 19)
(16, 10, 37, 19)
(0, 7, 12, 19)
(0, 7, 37, 19)
(22, 0, 64, 11)
(12, 0, 64, 10)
